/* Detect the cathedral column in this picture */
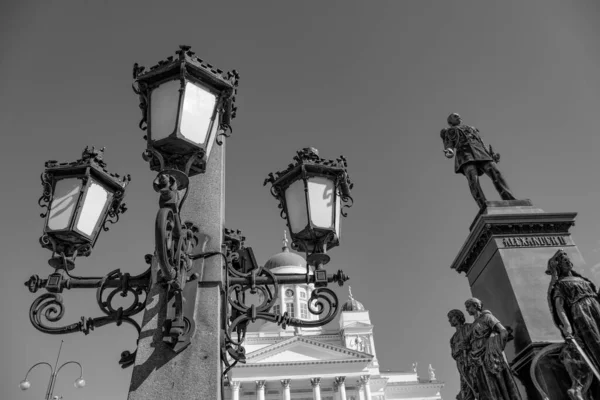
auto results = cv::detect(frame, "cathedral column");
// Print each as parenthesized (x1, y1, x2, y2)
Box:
(335, 377, 347, 400)
(231, 381, 241, 400)
(333, 379, 339, 400)
(256, 380, 266, 400)
(310, 378, 322, 400)
(295, 285, 301, 321)
(281, 379, 291, 400)
(357, 378, 366, 400)
(360, 376, 372, 400)
(280, 285, 286, 314)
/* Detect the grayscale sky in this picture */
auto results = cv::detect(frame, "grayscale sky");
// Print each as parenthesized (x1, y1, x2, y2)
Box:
(1, 1, 599, 399)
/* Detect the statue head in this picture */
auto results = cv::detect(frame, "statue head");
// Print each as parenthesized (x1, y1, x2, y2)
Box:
(447, 309, 466, 327)
(447, 113, 462, 126)
(546, 249, 574, 277)
(464, 298, 483, 316)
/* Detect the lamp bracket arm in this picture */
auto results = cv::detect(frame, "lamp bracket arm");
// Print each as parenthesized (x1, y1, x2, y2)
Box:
(22, 361, 53, 381)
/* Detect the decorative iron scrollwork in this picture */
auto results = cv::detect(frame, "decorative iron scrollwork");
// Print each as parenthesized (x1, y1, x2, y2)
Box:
(26, 256, 152, 368)
(38, 172, 53, 218)
(102, 191, 129, 232)
(221, 228, 349, 376)
(39, 235, 92, 260)
(153, 170, 202, 352)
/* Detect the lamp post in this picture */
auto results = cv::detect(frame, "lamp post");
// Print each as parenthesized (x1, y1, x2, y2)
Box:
(19, 340, 85, 400)
(23, 46, 355, 399)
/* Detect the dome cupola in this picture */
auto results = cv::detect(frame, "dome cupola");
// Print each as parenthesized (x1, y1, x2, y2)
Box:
(342, 286, 365, 311)
(264, 231, 307, 274)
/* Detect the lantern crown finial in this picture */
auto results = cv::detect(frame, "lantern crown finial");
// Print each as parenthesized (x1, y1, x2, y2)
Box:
(81, 146, 106, 167)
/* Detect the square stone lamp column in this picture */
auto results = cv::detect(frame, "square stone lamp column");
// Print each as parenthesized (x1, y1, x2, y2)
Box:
(449, 200, 600, 399)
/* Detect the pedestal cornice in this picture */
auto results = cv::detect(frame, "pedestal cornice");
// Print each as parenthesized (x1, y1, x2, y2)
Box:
(450, 210, 577, 274)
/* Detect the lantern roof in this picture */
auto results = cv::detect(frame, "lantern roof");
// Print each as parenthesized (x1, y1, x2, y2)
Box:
(133, 45, 239, 115)
(264, 231, 307, 272)
(44, 146, 131, 190)
(134, 45, 239, 89)
(264, 147, 354, 192)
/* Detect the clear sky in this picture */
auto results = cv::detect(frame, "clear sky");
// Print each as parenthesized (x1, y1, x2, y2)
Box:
(1, 1, 599, 399)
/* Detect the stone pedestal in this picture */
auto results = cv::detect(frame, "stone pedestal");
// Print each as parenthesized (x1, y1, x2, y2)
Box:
(450, 200, 600, 399)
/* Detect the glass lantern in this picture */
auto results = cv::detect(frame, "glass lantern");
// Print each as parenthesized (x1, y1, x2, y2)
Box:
(133, 45, 239, 176)
(40, 147, 130, 259)
(264, 148, 353, 258)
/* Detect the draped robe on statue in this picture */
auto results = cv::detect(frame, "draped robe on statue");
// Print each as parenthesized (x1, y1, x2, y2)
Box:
(550, 274, 600, 372)
(450, 323, 476, 400)
(468, 311, 521, 400)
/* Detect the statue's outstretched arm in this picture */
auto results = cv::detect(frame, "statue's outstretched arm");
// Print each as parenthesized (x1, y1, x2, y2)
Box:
(441, 129, 455, 158)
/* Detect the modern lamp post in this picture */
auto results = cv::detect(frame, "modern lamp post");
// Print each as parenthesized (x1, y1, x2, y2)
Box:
(23, 46, 355, 399)
(19, 340, 85, 400)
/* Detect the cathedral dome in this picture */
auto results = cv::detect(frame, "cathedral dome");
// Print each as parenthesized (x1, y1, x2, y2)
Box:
(342, 287, 365, 311)
(264, 232, 307, 274)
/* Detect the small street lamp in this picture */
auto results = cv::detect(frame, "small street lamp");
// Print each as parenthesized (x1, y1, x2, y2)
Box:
(19, 340, 85, 400)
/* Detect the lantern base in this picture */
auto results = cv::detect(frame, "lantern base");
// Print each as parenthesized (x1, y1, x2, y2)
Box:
(48, 256, 75, 271)
(307, 253, 330, 267)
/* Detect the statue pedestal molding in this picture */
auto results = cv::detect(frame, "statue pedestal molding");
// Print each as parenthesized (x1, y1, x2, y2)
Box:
(451, 200, 600, 399)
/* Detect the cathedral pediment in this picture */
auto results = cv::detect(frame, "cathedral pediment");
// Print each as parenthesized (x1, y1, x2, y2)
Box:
(246, 336, 373, 364)
(230, 336, 374, 380)
(342, 321, 373, 329)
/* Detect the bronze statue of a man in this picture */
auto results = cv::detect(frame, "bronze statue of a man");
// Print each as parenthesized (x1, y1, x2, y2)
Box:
(448, 309, 477, 400)
(441, 113, 516, 209)
(465, 298, 522, 400)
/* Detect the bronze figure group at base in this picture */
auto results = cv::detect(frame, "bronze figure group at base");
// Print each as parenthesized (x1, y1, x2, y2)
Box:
(448, 299, 521, 400)
(448, 249, 600, 400)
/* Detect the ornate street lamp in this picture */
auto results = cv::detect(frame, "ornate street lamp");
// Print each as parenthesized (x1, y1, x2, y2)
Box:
(23, 47, 360, 391)
(131, 46, 239, 352)
(19, 341, 85, 400)
(24, 47, 240, 368)
(264, 147, 354, 266)
(221, 148, 354, 372)
(133, 45, 239, 177)
(39, 146, 130, 269)
(26, 148, 150, 368)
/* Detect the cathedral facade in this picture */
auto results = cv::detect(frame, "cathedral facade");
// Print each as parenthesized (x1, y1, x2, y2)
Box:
(224, 242, 444, 400)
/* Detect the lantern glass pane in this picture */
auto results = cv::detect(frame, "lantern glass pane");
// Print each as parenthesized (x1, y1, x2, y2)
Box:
(205, 110, 219, 159)
(180, 81, 217, 145)
(284, 179, 308, 234)
(150, 79, 180, 140)
(76, 180, 109, 237)
(307, 177, 335, 229)
(48, 179, 82, 231)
